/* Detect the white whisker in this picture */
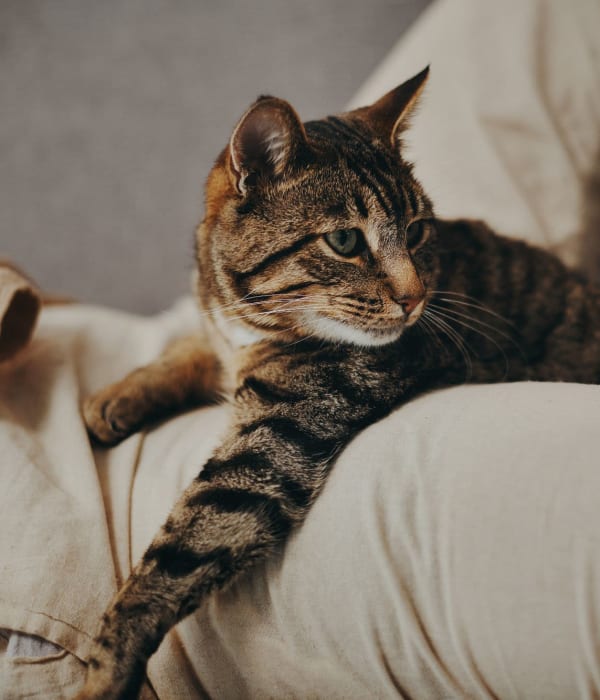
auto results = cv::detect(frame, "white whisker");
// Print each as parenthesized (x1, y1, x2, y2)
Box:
(427, 305, 511, 379)
(428, 302, 520, 349)
(416, 314, 443, 352)
(423, 309, 473, 381)
(431, 293, 517, 330)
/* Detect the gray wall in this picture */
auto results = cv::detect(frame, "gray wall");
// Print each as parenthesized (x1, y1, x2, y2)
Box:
(1, 0, 430, 312)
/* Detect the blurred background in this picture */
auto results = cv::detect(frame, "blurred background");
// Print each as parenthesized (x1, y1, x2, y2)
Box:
(1, 0, 431, 313)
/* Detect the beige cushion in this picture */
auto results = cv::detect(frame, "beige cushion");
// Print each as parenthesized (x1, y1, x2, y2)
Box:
(349, 0, 600, 268)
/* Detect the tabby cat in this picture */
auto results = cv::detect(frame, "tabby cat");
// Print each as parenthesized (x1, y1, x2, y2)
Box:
(78, 67, 600, 699)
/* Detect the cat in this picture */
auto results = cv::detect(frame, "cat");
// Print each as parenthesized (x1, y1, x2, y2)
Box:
(77, 67, 600, 699)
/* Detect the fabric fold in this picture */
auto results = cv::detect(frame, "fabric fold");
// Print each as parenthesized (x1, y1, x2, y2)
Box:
(0, 262, 41, 364)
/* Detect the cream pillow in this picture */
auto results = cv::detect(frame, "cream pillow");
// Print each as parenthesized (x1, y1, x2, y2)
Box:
(349, 0, 600, 269)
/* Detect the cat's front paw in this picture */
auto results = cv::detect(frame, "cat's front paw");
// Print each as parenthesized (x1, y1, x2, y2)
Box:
(83, 389, 140, 447)
(73, 640, 145, 700)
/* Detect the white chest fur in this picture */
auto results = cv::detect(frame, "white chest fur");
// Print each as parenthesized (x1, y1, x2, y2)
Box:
(210, 307, 265, 349)
(206, 307, 266, 393)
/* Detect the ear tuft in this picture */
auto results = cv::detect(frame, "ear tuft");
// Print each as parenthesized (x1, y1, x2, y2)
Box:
(356, 66, 430, 147)
(228, 97, 306, 195)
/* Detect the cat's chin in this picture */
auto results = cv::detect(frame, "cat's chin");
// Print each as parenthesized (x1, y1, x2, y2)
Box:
(301, 312, 403, 347)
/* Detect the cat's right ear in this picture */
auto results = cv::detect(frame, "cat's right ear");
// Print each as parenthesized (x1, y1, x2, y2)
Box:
(356, 66, 430, 148)
(228, 97, 307, 196)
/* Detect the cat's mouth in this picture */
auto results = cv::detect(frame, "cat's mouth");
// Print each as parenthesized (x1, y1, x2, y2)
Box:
(297, 295, 427, 347)
(299, 310, 408, 347)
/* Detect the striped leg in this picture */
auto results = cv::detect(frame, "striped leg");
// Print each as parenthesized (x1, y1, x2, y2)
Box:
(75, 341, 423, 699)
(74, 421, 337, 699)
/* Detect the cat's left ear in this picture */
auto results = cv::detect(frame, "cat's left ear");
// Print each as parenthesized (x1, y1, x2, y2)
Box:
(228, 96, 307, 196)
(358, 66, 429, 148)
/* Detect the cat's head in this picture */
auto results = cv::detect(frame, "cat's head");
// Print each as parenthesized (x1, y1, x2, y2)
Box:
(197, 67, 437, 348)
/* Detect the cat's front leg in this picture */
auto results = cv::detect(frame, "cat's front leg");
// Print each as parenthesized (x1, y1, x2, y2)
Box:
(75, 343, 413, 699)
(84, 335, 221, 445)
(76, 393, 333, 694)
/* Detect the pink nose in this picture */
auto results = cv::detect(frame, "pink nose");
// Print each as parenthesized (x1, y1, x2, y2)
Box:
(399, 296, 422, 317)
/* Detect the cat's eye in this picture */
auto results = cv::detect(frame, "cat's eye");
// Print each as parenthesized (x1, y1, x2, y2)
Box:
(406, 220, 429, 251)
(324, 228, 366, 258)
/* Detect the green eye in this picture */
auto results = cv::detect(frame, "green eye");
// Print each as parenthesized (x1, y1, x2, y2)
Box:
(406, 219, 429, 250)
(324, 228, 365, 257)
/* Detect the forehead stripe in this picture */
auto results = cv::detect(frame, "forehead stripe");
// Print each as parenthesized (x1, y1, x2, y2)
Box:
(328, 116, 408, 212)
(312, 118, 394, 217)
(327, 117, 405, 221)
(345, 159, 392, 217)
(352, 191, 369, 219)
(321, 120, 394, 217)
(406, 186, 419, 215)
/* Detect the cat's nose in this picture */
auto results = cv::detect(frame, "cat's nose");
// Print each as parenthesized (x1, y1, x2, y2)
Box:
(399, 296, 423, 317)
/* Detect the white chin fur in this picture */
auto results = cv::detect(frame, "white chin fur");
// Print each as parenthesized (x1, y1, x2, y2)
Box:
(211, 307, 266, 348)
(302, 312, 403, 347)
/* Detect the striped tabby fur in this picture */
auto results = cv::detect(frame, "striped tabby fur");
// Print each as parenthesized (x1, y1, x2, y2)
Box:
(79, 68, 600, 698)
